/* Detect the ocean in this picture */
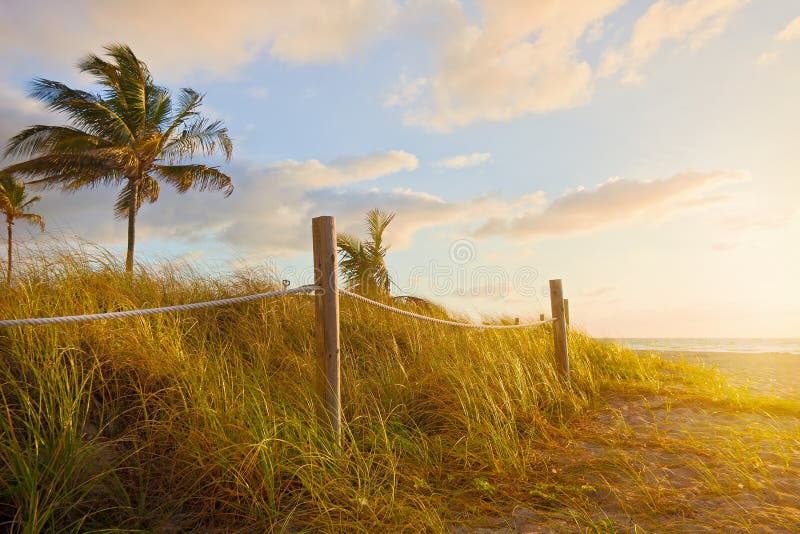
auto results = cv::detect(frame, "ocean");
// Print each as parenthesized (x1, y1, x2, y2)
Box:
(606, 338, 800, 355)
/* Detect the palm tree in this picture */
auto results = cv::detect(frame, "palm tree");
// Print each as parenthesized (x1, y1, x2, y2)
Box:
(2, 44, 233, 272)
(0, 173, 45, 284)
(337, 209, 395, 296)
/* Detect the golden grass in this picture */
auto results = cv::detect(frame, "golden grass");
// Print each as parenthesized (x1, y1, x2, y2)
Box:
(0, 249, 797, 532)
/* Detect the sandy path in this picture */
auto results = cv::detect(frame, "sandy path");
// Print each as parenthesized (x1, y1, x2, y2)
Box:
(458, 392, 800, 533)
(647, 351, 800, 398)
(456, 352, 800, 532)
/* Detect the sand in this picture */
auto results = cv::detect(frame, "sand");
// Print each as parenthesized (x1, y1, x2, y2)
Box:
(468, 352, 800, 532)
(644, 350, 800, 399)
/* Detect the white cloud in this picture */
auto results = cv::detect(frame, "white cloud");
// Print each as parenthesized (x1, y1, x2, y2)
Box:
(585, 20, 608, 44)
(775, 15, 800, 41)
(215, 173, 486, 258)
(597, 49, 625, 78)
(757, 52, 778, 66)
(434, 152, 491, 169)
(0, 1, 397, 81)
(384, 75, 427, 107)
(755, 14, 800, 67)
(475, 170, 748, 240)
(264, 150, 418, 189)
(400, 0, 626, 131)
(0, 82, 51, 164)
(303, 187, 485, 250)
(600, 0, 747, 84)
(23, 149, 424, 258)
(15, 155, 753, 271)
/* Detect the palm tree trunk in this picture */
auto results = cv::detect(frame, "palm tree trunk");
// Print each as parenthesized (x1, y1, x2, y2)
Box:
(6, 222, 12, 285)
(125, 179, 138, 273)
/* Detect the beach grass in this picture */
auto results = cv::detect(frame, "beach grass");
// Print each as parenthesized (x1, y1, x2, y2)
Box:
(0, 249, 797, 532)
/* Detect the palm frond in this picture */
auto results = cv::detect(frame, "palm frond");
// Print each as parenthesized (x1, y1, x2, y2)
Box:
(161, 117, 233, 163)
(150, 90, 173, 130)
(79, 52, 127, 109)
(365, 208, 395, 252)
(159, 88, 202, 143)
(337, 233, 365, 290)
(0, 178, 14, 213)
(0, 173, 44, 229)
(28, 78, 133, 143)
(5, 125, 110, 159)
(101, 44, 153, 134)
(113, 183, 135, 219)
(337, 233, 364, 259)
(20, 195, 42, 209)
(4, 154, 123, 188)
(139, 174, 160, 204)
(0, 175, 14, 213)
(5, 43, 235, 272)
(336, 210, 395, 295)
(113, 175, 160, 218)
(153, 164, 233, 196)
(19, 212, 45, 231)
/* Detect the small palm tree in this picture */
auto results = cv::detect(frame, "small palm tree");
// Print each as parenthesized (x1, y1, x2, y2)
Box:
(2, 44, 233, 272)
(337, 209, 395, 296)
(0, 173, 45, 284)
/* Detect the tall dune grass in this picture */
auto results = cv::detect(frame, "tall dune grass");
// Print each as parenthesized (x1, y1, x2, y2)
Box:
(1, 248, 664, 531)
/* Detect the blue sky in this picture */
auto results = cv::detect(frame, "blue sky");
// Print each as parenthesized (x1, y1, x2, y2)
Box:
(1, 0, 798, 337)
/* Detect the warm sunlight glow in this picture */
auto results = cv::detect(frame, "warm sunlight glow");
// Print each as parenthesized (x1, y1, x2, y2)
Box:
(1, 2, 798, 531)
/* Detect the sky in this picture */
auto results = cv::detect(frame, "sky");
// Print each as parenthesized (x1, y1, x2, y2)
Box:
(0, 0, 798, 338)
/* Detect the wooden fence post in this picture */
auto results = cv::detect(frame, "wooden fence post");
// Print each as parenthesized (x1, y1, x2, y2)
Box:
(312, 216, 341, 446)
(564, 298, 570, 327)
(549, 279, 569, 381)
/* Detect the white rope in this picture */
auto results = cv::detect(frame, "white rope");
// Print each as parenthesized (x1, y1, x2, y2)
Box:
(0, 285, 321, 328)
(0, 284, 554, 330)
(339, 288, 556, 330)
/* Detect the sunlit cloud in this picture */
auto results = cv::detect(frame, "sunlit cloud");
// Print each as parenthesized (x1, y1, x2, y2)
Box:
(475, 170, 748, 241)
(25, 162, 753, 260)
(775, 15, 800, 41)
(400, 0, 626, 131)
(215, 171, 490, 258)
(383, 75, 427, 107)
(757, 52, 778, 66)
(22, 150, 423, 257)
(0, 0, 397, 81)
(0, 82, 50, 163)
(599, 0, 747, 84)
(754, 14, 800, 66)
(266, 151, 419, 188)
(303, 187, 485, 250)
(434, 152, 491, 169)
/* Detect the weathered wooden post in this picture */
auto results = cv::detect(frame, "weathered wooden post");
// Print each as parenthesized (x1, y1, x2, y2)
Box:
(564, 298, 570, 327)
(514, 317, 520, 325)
(549, 279, 569, 381)
(312, 216, 341, 446)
